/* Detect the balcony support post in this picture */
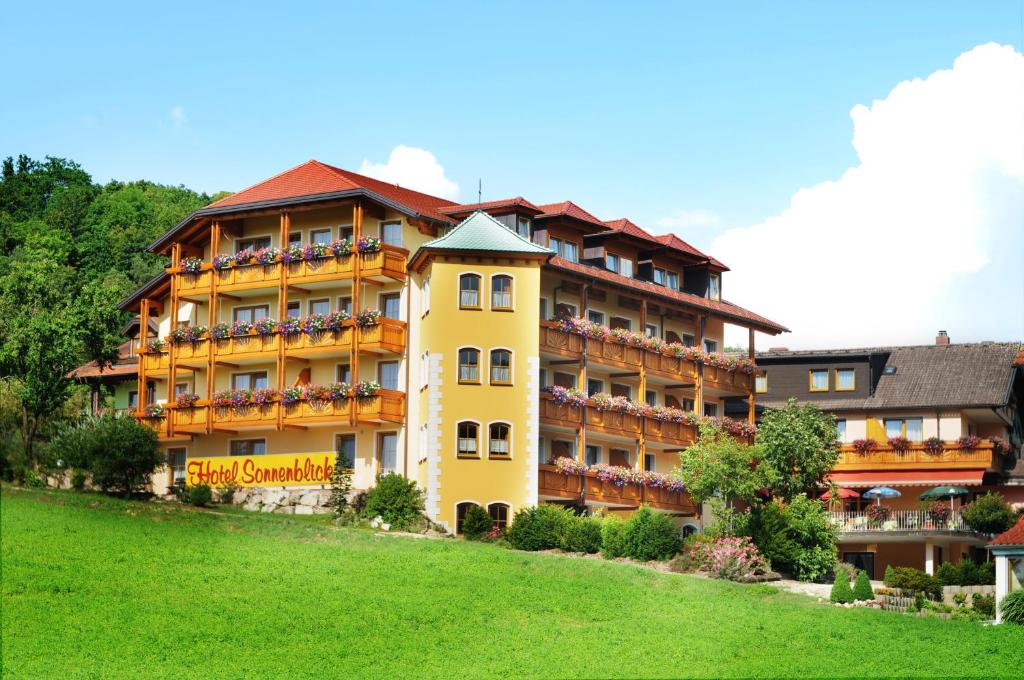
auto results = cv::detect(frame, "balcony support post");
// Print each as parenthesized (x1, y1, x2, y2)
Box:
(695, 315, 706, 417)
(277, 211, 289, 431)
(206, 221, 220, 435)
(137, 297, 150, 415)
(351, 201, 362, 424)
(924, 541, 935, 575)
(167, 243, 182, 437)
(637, 299, 648, 470)
(748, 327, 756, 425)
(577, 284, 589, 463)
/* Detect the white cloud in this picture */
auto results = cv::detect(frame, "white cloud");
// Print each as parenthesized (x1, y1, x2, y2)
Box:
(656, 208, 722, 230)
(710, 43, 1024, 349)
(169, 105, 187, 128)
(358, 145, 459, 200)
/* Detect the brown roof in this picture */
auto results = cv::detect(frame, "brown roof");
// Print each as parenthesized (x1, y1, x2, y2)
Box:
(989, 514, 1024, 547)
(546, 255, 787, 334)
(438, 196, 542, 216)
(68, 342, 138, 380)
(536, 201, 606, 227)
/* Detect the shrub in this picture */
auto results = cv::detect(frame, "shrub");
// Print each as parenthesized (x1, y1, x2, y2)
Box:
(885, 566, 941, 598)
(506, 504, 569, 551)
(833, 562, 858, 582)
(748, 496, 837, 582)
(978, 560, 996, 585)
(70, 470, 87, 491)
(830, 572, 854, 603)
(51, 414, 161, 495)
(327, 451, 354, 515)
(852, 570, 874, 601)
(622, 506, 681, 561)
(186, 484, 212, 507)
(1001, 590, 1024, 625)
(360, 473, 425, 530)
(560, 514, 602, 553)
(600, 516, 628, 559)
(972, 592, 996, 618)
(961, 492, 1019, 535)
(883, 564, 895, 584)
(461, 505, 493, 541)
(698, 536, 768, 581)
(935, 561, 958, 586)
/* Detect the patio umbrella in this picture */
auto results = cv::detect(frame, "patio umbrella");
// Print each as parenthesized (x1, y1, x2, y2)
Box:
(919, 485, 970, 518)
(821, 487, 860, 500)
(863, 487, 902, 506)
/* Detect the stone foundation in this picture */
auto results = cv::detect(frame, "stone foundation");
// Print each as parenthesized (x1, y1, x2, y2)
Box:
(229, 487, 334, 514)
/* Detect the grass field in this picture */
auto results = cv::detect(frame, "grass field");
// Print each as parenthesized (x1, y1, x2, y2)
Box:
(3, 486, 1023, 679)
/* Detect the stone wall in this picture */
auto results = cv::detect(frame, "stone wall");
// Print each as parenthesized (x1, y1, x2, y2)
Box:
(229, 486, 333, 514)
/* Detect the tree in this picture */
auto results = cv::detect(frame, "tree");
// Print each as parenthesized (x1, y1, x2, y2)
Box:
(51, 413, 161, 495)
(830, 571, 854, 604)
(961, 492, 1019, 535)
(327, 451, 354, 515)
(76, 272, 131, 372)
(853, 570, 875, 600)
(756, 398, 840, 500)
(678, 422, 764, 507)
(748, 495, 838, 581)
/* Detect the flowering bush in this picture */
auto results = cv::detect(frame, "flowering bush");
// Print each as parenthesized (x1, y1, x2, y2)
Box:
(146, 338, 166, 353)
(353, 381, 380, 398)
(590, 463, 636, 487)
(143, 403, 165, 418)
(180, 256, 203, 274)
(175, 392, 199, 409)
(282, 383, 352, 405)
(253, 318, 278, 336)
(888, 436, 912, 453)
(281, 244, 304, 263)
(957, 435, 981, 450)
(356, 236, 381, 253)
(866, 504, 891, 525)
(591, 392, 640, 415)
(354, 309, 382, 327)
(280, 386, 304, 405)
(711, 416, 757, 439)
(852, 438, 877, 455)
(302, 242, 332, 261)
(927, 500, 951, 524)
(211, 388, 279, 409)
(692, 536, 768, 582)
(229, 320, 254, 336)
(330, 239, 352, 256)
(547, 457, 687, 493)
(923, 436, 944, 455)
(542, 385, 586, 408)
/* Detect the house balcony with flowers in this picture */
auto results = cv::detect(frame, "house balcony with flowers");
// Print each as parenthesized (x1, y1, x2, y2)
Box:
(835, 436, 1004, 473)
(141, 340, 170, 375)
(537, 457, 698, 515)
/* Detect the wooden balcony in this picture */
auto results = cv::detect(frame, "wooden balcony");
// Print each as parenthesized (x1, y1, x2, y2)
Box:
(282, 327, 353, 358)
(282, 399, 353, 426)
(169, 404, 209, 433)
(539, 391, 583, 429)
(586, 337, 643, 371)
(211, 402, 279, 430)
(286, 255, 354, 286)
(538, 393, 697, 448)
(585, 402, 642, 439)
(140, 415, 168, 437)
(171, 339, 209, 367)
(642, 351, 698, 381)
(643, 418, 697, 448)
(537, 464, 698, 515)
(176, 268, 212, 295)
(355, 389, 405, 423)
(142, 351, 169, 375)
(357, 318, 406, 354)
(703, 364, 752, 394)
(834, 442, 999, 472)
(215, 262, 282, 292)
(360, 245, 408, 281)
(213, 334, 279, 363)
(539, 321, 583, 358)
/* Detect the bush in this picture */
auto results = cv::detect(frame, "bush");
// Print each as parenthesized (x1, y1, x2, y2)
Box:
(622, 507, 681, 561)
(883, 564, 895, 584)
(833, 562, 858, 582)
(600, 516, 628, 559)
(935, 559, 995, 586)
(668, 534, 717, 573)
(830, 572, 854, 603)
(506, 504, 569, 551)
(50, 414, 161, 495)
(327, 452, 353, 516)
(360, 473, 424, 530)
(961, 492, 1019, 535)
(972, 592, 996, 618)
(1001, 590, 1024, 625)
(884, 566, 941, 598)
(70, 470, 87, 491)
(461, 505, 493, 541)
(696, 536, 769, 581)
(852, 570, 874, 601)
(560, 513, 602, 553)
(748, 495, 837, 581)
(186, 484, 212, 507)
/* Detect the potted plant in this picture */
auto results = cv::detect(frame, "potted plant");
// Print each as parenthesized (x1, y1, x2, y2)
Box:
(852, 438, 877, 455)
(866, 504, 891, 527)
(957, 435, 981, 450)
(180, 256, 204, 274)
(175, 393, 199, 409)
(887, 436, 911, 453)
(923, 436, 944, 455)
(927, 500, 951, 526)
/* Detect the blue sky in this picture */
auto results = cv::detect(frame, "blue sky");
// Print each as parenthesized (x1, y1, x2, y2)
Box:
(3, 2, 1022, 347)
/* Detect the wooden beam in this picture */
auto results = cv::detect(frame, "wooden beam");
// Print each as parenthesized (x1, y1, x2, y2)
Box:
(282, 423, 308, 431)
(214, 361, 239, 369)
(287, 285, 310, 294)
(217, 292, 242, 302)
(548, 359, 580, 366)
(360, 277, 383, 287)
(665, 383, 696, 390)
(178, 297, 205, 305)
(284, 356, 309, 364)
(610, 371, 640, 378)
(212, 428, 239, 435)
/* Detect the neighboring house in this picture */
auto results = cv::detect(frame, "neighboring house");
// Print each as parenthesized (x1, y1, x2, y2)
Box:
(733, 334, 1024, 578)
(67, 317, 156, 415)
(989, 515, 1024, 624)
(72, 159, 785, 532)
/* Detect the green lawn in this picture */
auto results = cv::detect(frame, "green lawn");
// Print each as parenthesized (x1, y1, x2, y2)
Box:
(3, 487, 1022, 679)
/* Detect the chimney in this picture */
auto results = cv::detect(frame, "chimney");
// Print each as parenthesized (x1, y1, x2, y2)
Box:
(936, 330, 950, 346)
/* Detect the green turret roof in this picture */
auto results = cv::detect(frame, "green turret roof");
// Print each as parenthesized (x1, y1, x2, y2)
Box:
(419, 210, 553, 255)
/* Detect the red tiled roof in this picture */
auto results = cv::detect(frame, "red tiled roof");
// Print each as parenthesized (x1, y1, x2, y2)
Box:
(990, 515, 1024, 547)
(604, 218, 659, 242)
(438, 196, 542, 216)
(209, 160, 459, 223)
(69, 342, 139, 380)
(536, 201, 606, 227)
(545, 255, 787, 334)
(655, 233, 728, 270)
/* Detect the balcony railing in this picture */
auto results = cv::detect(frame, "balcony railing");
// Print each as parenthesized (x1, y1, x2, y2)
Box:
(835, 441, 998, 471)
(585, 404, 642, 439)
(211, 402, 280, 428)
(213, 334, 280, 361)
(282, 327, 353, 355)
(538, 392, 698, 448)
(216, 261, 282, 291)
(170, 404, 209, 432)
(176, 268, 212, 294)
(142, 351, 169, 374)
(537, 464, 698, 514)
(171, 339, 209, 363)
(357, 318, 407, 354)
(702, 364, 752, 392)
(282, 398, 353, 425)
(355, 389, 405, 423)
(830, 510, 973, 534)
(360, 245, 408, 281)
(286, 255, 354, 285)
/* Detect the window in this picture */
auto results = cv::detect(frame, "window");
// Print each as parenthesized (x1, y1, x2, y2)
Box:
(490, 350, 512, 385)
(232, 371, 268, 390)
(587, 378, 604, 397)
(885, 418, 924, 442)
(606, 253, 620, 272)
(488, 503, 510, 531)
(682, 333, 696, 347)
(551, 238, 578, 262)
(380, 221, 402, 246)
(238, 236, 271, 251)
(703, 339, 718, 354)
(653, 268, 667, 286)
(377, 432, 397, 473)
(620, 259, 633, 278)
(175, 382, 190, 397)
(381, 293, 401, 320)
(608, 449, 630, 467)
(666, 272, 679, 290)
(539, 368, 548, 388)
(835, 368, 855, 391)
(168, 448, 186, 487)
(755, 373, 768, 393)
(457, 422, 479, 457)
(809, 369, 829, 392)
(554, 303, 577, 319)
(836, 419, 848, 443)
(338, 296, 352, 316)
(420, 352, 429, 389)
(491, 275, 513, 310)
(645, 390, 657, 407)
(335, 434, 356, 468)
(537, 437, 546, 464)
(553, 372, 577, 389)
(309, 298, 330, 316)
(644, 454, 655, 472)
(458, 348, 480, 383)
(339, 225, 354, 242)
(708, 273, 721, 300)
(456, 502, 479, 534)
(516, 217, 531, 237)
(309, 228, 332, 245)
(488, 423, 511, 457)
(611, 383, 631, 399)
(645, 323, 658, 338)
(233, 304, 270, 324)
(884, 419, 903, 439)
(588, 310, 605, 325)
(422, 276, 430, 315)
(585, 445, 600, 466)
(230, 439, 266, 456)
(336, 363, 351, 384)
(703, 403, 718, 417)
(610, 316, 631, 331)
(378, 361, 399, 391)
(128, 391, 139, 409)
(286, 301, 301, 318)
(459, 274, 481, 309)
(288, 232, 302, 247)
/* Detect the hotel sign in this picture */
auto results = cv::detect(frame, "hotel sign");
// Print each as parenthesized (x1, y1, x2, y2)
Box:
(186, 453, 334, 487)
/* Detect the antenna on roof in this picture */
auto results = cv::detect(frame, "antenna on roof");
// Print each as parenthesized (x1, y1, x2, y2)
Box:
(477, 178, 482, 207)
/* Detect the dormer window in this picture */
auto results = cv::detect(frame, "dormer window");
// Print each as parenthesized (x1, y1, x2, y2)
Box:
(708, 273, 721, 300)
(653, 268, 667, 286)
(666, 272, 679, 290)
(516, 216, 530, 238)
(606, 254, 634, 277)
(606, 253, 620, 272)
(550, 238, 578, 262)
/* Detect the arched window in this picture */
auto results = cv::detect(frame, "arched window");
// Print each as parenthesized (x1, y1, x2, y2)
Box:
(458, 348, 480, 383)
(456, 502, 479, 534)
(457, 421, 479, 457)
(491, 275, 512, 310)
(488, 422, 511, 458)
(490, 349, 511, 385)
(459, 274, 481, 309)
(488, 503, 510, 531)
(681, 524, 698, 539)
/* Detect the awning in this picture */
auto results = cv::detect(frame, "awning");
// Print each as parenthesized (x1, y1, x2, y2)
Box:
(827, 470, 985, 488)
